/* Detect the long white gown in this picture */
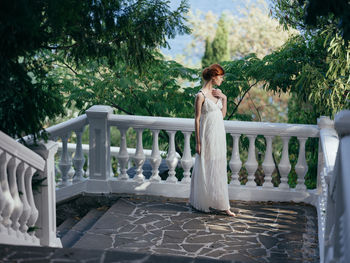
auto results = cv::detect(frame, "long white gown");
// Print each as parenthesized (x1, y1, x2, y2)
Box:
(189, 90, 230, 212)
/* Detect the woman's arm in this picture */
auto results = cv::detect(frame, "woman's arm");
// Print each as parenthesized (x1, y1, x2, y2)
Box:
(194, 93, 204, 154)
(212, 89, 227, 118)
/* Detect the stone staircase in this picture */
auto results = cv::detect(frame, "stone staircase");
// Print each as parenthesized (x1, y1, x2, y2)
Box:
(54, 194, 319, 263)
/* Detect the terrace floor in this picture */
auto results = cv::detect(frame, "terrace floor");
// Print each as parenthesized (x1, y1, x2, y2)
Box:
(0, 194, 319, 263)
(56, 194, 319, 263)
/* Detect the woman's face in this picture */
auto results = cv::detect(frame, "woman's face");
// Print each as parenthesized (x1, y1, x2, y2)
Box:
(212, 75, 224, 86)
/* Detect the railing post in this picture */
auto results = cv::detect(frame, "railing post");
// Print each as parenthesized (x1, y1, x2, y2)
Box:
(86, 105, 113, 180)
(229, 134, 242, 185)
(30, 141, 62, 247)
(180, 131, 193, 184)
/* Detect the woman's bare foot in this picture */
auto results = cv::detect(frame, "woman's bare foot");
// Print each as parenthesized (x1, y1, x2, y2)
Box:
(225, 209, 236, 217)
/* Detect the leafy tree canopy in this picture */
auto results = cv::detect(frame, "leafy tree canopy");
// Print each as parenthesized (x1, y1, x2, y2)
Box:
(0, 0, 190, 139)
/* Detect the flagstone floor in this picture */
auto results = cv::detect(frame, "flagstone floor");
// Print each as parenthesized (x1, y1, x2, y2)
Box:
(67, 195, 319, 263)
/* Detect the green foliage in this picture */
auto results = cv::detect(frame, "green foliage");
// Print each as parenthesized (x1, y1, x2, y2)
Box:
(0, 0, 190, 139)
(300, 0, 350, 42)
(211, 15, 230, 63)
(201, 15, 229, 67)
(202, 38, 214, 68)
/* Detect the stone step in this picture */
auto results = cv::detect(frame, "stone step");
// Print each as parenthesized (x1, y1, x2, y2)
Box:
(0, 244, 233, 263)
(57, 217, 79, 239)
(61, 208, 105, 248)
(72, 199, 131, 249)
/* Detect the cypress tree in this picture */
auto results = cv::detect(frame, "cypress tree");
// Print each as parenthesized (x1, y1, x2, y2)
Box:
(212, 15, 230, 63)
(201, 37, 215, 67)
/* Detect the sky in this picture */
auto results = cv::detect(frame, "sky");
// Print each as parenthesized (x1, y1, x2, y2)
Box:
(161, 0, 271, 58)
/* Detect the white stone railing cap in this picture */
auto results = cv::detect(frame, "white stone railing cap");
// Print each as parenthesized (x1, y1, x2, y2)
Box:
(0, 130, 45, 171)
(46, 114, 88, 138)
(334, 110, 350, 137)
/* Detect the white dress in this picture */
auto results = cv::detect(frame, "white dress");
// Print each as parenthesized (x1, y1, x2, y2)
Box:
(189, 90, 230, 212)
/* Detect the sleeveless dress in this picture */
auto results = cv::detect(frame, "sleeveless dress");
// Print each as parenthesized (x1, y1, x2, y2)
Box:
(189, 90, 230, 212)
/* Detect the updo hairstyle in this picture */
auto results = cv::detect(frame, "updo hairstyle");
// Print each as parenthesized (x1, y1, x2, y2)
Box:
(202, 64, 225, 81)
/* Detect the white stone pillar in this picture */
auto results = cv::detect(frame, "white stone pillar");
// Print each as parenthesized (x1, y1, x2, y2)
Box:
(245, 135, 258, 186)
(8, 157, 23, 237)
(166, 130, 178, 183)
(262, 136, 275, 188)
(295, 137, 308, 190)
(86, 105, 113, 180)
(58, 133, 71, 186)
(180, 131, 193, 184)
(30, 141, 62, 247)
(73, 127, 85, 182)
(133, 128, 145, 182)
(229, 134, 242, 185)
(150, 130, 162, 182)
(117, 127, 129, 180)
(0, 150, 14, 230)
(278, 136, 291, 189)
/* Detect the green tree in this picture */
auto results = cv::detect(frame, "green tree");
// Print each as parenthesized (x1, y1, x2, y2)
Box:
(201, 38, 215, 67)
(186, 2, 297, 63)
(0, 0, 190, 139)
(211, 15, 230, 63)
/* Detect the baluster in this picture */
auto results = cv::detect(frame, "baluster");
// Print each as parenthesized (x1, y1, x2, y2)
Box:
(262, 136, 275, 188)
(295, 137, 308, 190)
(133, 128, 145, 182)
(245, 135, 258, 186)
(229, 134, 242, 185)
(85, 154, 90, 178)
(8, 157, 23, 237)
(0, 150, 11, 232)
(166, 130, 178, 183)
(26, 167, 39, 237)
(58, 133, 72, 186)
(278, 136, 291, 189)
(18, 163, 31, 236)
(73, 128, 85, 182)
(180, 131, 193, 183)
(118, 127, 129, 180)
(149, 130, 161, 182)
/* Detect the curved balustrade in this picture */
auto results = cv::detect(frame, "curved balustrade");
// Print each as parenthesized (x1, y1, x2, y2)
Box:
(318, 111, 350, 263)
(0, 131, 45, 246)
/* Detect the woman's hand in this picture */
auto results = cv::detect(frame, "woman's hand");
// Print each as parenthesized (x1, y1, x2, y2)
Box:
(212, 88, 226, 100)
(196, 143, 201, 155)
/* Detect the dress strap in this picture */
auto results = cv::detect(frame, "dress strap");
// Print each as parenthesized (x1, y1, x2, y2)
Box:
(199, 90, 206, 98)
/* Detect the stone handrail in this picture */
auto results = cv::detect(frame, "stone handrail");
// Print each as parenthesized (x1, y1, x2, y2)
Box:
(320, 110, 350, 263)
(54, 105, 321, 205)
(0, 131, 61, 247)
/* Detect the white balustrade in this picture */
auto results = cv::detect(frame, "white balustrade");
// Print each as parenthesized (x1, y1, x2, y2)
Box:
(262, 136, 275, 188)
(180, 131, 193, 183)
(118, 127, 130, 180)
(149, 130, 162, 182)
(166, 130, 178, 183)
(320, 110, 350, 263)
(5, 105, 347, 260)
(18, 163, 32, 234)
(133, 128, 145, 182)
(278, 136, 291, 189)
(0, 150, 13, 230)
(8, 157, 22, 237)
(0, 130, 60, 247)
(72, 128, 85, 182)
(295, 137, 308, 190)
(229, 134, 242, 185)
(58, 133, 72, 186)
(25, 167, 39, 238)
(245, 135, 258, 186)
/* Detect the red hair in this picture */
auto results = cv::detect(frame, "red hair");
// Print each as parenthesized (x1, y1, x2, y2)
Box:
(202, 64, 225, 81)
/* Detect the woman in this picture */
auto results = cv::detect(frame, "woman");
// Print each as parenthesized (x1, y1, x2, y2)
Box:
(189, 64, 235, 217)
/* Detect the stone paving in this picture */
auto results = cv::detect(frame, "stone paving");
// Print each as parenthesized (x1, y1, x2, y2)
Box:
(67, 195, 319, 263)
